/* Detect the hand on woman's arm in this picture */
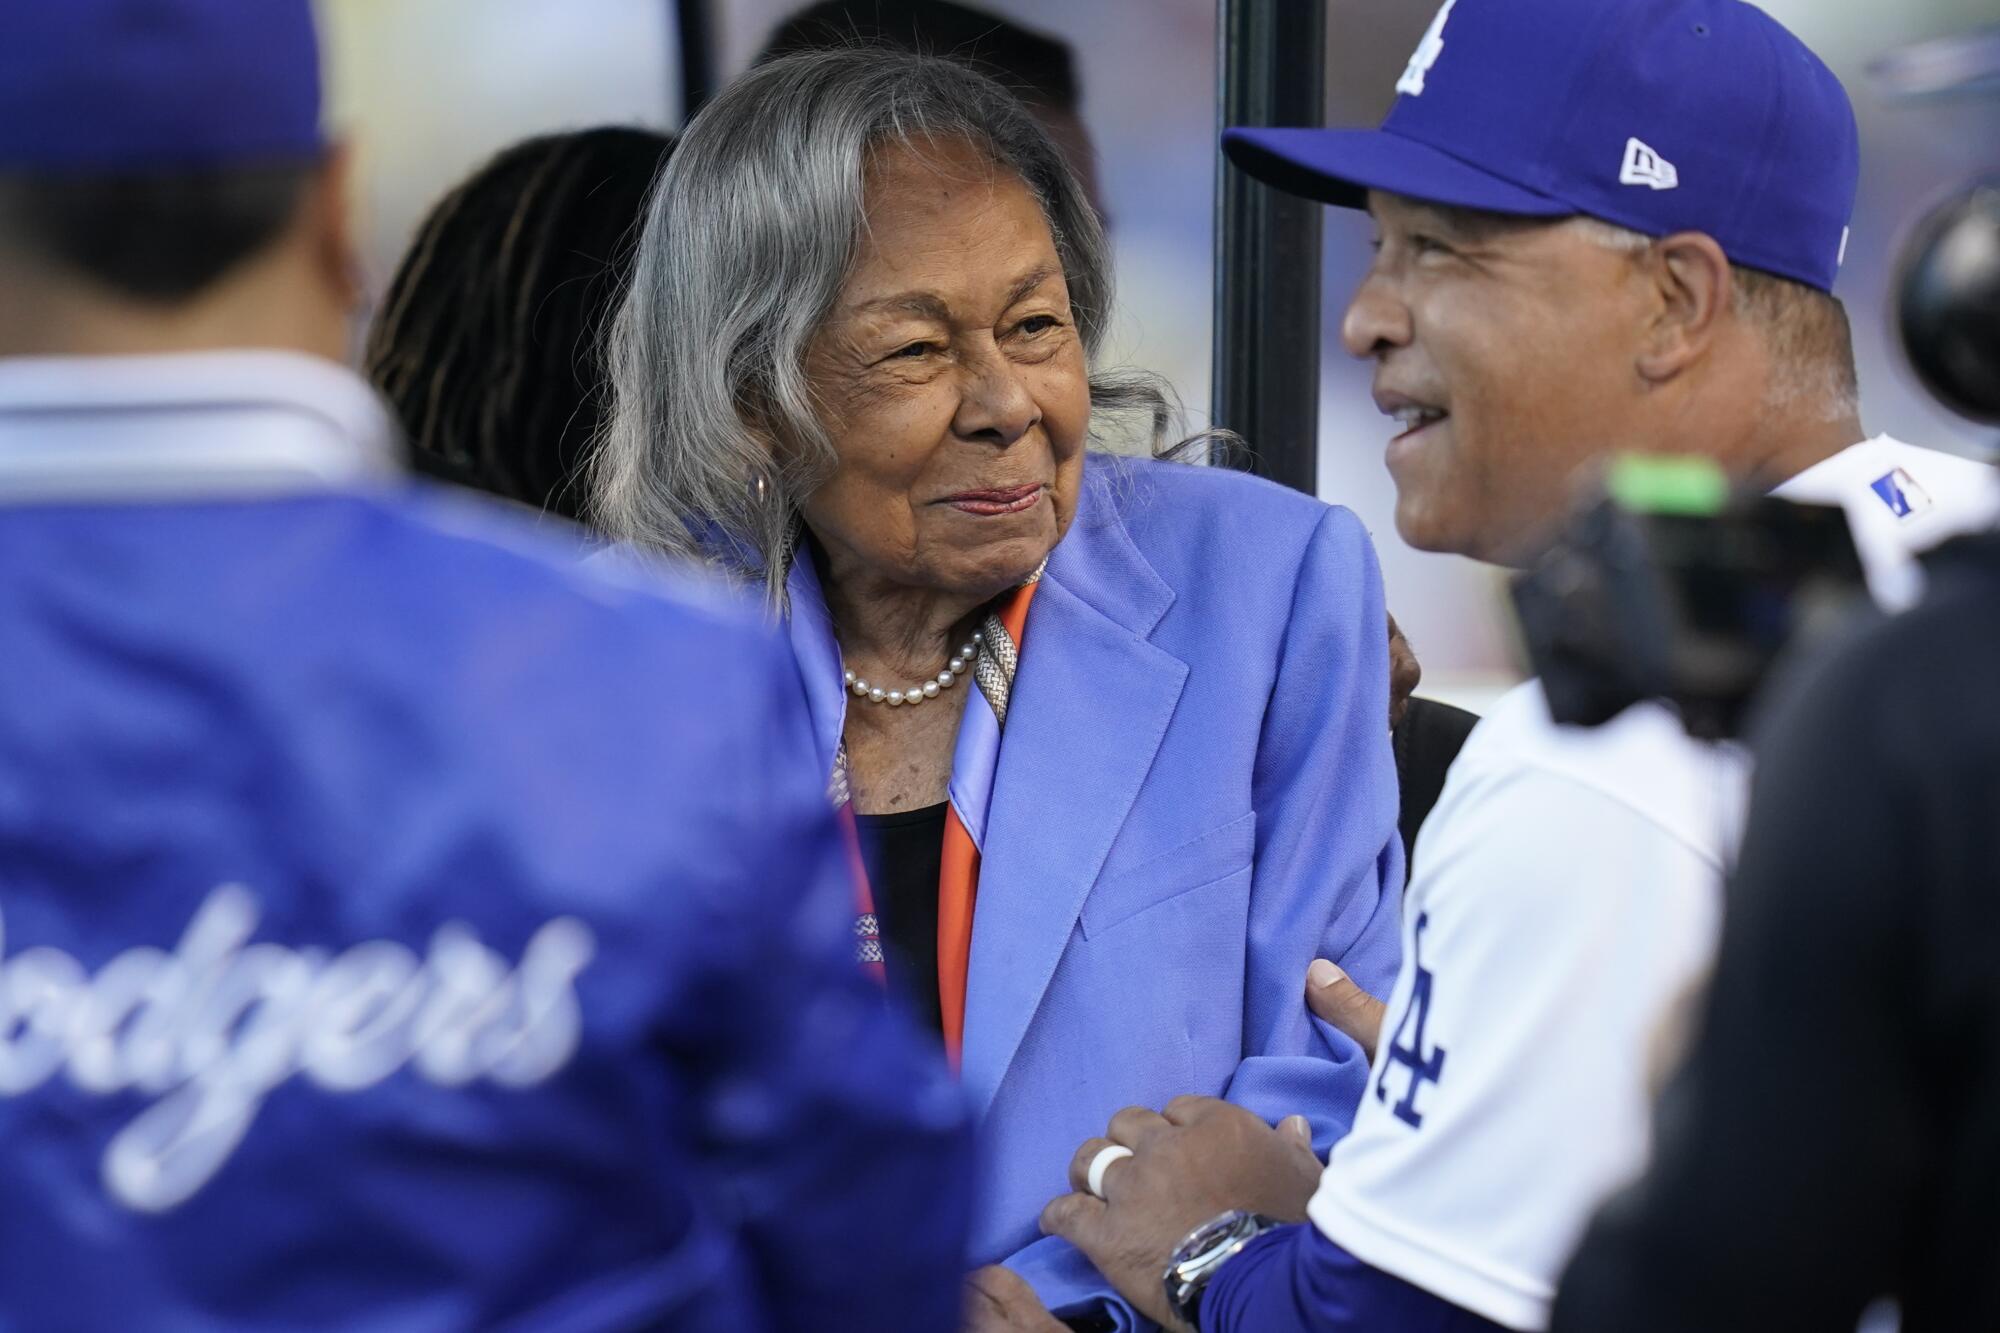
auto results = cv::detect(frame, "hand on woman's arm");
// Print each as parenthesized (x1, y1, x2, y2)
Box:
(1304, 959, 1386, 1062)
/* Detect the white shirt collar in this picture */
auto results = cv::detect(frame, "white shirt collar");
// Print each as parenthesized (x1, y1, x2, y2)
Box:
(1773, 433, 2000, 612)
(0, 349, 402, 503)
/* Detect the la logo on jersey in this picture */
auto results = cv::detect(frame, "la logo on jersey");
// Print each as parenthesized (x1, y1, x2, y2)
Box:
(1620, 138, 1679, 191)
(0, 886, 596, 1213)
(1377, 913, 1447, 1129)
(1396, 0, 1458, 97)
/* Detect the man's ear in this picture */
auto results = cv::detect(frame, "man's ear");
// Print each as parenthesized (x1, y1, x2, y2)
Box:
(305, 140, 363, 313)
(1636, 231, 1733, 386)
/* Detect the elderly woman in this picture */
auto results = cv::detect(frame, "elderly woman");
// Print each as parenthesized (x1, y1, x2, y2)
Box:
(593, 49, 1402, 1330)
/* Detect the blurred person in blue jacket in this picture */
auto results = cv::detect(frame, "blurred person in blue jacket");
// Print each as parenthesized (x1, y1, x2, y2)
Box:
(591, 48, 1403, 1332)
(0, 3, 971, 1330)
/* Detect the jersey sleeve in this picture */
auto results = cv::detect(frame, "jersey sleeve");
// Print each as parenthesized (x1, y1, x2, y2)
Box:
(1204, 1223, 1511, 1332)
(1305, 752, 1722, 1330)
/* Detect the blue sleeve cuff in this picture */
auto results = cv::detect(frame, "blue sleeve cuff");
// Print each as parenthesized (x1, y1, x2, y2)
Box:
(1201, 1224, 1512, 1333)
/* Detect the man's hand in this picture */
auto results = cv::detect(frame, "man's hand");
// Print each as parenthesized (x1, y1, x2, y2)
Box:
(962, 1266, 1067, 1332)
(1388, 612, 1422, 731)
(1306, 958, 1387, 1062)
(1039, 1097, 1324, 1331)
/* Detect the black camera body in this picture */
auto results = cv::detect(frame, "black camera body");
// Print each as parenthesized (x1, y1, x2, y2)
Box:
(1512, 463, 1866, 741)
(1897, 181, 2000, 427)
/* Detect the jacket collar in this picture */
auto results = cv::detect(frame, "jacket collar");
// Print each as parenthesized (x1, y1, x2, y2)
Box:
(0, 350, 400, 503)
(783, 461, 1191, 1112)
(782, 459, 1179, 782)
(786, 545, 850, 786)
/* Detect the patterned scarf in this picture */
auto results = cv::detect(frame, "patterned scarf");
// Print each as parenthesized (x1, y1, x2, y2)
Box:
(837, 566, 1042, 1067)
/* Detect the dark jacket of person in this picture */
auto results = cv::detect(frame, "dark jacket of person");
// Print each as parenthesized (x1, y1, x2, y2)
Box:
(1553, 530, 2000, 1332)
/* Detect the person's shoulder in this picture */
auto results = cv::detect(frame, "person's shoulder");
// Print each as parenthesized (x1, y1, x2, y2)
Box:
(1081, 452, 1370, 582)
(1462, 682, 1715, 796)
(1853, 436, 2000, 532)
(328, 488, 827, 898)
(1764, 535, 2000, 771)
(1873, 434, 1999, 486)
(1092, 450, 1337, 525)
(328, 485, 795, 753)
(1778, 437, 2000, 604)
(1438, 681, 1739, 870)
(366, 483, 767, 644)
(1914, 530, 2000, 626)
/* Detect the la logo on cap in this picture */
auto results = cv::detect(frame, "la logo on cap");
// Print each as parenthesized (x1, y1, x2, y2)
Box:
(1620, 138, 1679, 191)
(1397, 0, 1459, 97)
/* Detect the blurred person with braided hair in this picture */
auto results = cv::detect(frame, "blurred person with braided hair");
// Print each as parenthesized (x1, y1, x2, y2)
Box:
(365, 127, 674, 520)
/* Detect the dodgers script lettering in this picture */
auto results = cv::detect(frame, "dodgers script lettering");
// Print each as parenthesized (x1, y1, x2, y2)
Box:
(0, 887, 596, 1213)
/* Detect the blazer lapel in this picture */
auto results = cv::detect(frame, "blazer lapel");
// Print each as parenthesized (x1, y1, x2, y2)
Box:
(785, 550, 847, 781)
(960, 475, 1186, 1114)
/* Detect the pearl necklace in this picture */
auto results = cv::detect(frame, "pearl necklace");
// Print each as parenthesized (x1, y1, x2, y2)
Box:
(845, 632, 981, 708)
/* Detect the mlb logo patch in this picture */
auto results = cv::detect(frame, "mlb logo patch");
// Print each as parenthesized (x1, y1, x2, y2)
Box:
(1870, 468, 1933, 520)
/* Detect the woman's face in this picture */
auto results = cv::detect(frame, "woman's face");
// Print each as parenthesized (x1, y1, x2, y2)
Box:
(799, 137, 1091, 603)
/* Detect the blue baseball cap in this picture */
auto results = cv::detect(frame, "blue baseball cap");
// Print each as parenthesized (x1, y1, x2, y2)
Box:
(0, 0, 323, 174)
(1223, 0, 1860, 292)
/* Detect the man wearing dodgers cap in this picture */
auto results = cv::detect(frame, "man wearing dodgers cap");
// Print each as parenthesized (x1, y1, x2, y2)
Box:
(1039, 2, 1997, 1331)
(0, 3, 973, 1330)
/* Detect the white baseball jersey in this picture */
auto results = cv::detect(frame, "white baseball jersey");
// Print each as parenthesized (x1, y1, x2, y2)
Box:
(1308, 437, 1998, 1330)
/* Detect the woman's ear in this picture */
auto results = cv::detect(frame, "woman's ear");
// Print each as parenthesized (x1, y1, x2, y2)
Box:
(1636, 231, 1733, 386)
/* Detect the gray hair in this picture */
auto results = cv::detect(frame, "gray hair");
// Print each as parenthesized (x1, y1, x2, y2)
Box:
(1571, 216, 1861, 423)
(591, 47, 1172, 606)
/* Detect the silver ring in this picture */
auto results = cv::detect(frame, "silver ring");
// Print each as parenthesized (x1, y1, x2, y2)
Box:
(1085, 1144, 1134, 1200)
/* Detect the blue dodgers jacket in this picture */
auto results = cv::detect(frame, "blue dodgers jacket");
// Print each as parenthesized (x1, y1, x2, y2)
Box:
(0, 352, 972, 1332)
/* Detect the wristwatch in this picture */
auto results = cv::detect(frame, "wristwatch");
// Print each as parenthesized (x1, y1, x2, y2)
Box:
(1162, 1209, 1284, 1331)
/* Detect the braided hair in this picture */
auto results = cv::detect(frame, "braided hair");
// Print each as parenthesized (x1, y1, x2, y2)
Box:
(364, 127, 675, 521)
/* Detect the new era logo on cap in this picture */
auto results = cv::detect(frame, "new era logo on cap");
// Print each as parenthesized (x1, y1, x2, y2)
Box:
(1620, 138, 1679, 191)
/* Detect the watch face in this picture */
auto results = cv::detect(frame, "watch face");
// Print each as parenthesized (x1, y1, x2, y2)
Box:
(1180, 1213, 1247, 1258)
(1166, 1211, 1276, 1330)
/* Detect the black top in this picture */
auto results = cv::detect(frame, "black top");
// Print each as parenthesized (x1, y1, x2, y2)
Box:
(855, 802, 949, 1035)
(1393, 696, 1480, 879)
(1553, 532, 2000, 1333)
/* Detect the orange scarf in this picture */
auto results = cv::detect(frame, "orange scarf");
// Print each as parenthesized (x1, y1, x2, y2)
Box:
(936, 577, 1038, 1066)
(843, 576, 1040, 1069)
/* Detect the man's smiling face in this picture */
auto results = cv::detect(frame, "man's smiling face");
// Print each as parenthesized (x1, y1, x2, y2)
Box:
(1341, 190, 1659, 566)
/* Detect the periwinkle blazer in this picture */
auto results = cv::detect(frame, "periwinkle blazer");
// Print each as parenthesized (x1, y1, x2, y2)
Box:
(788, 453, 1405, 1328)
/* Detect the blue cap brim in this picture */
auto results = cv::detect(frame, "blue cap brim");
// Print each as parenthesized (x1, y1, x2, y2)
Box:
(1222, 126, 1576, 217)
